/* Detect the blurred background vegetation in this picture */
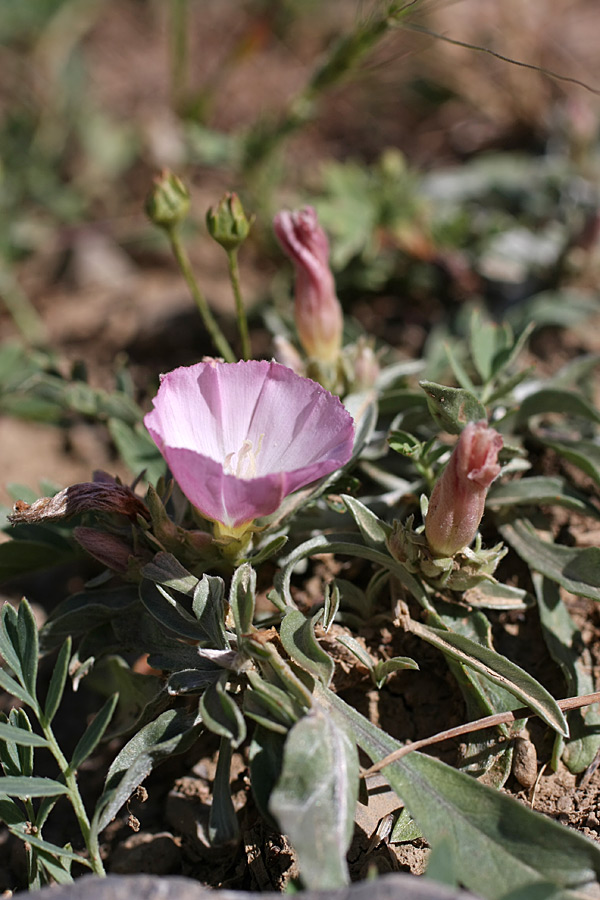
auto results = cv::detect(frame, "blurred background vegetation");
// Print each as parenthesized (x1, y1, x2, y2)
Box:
(1, 0, 600, 498)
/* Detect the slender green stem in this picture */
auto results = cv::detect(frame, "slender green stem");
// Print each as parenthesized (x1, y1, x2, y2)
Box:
(168, 227, 236, 362)
(41, 722, 105, 877)
(226, 249, 251, 360)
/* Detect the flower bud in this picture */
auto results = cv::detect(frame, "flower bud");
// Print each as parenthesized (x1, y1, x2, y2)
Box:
(74, 527, 137, 575)
(145, 170, 190, 230)
(272, 334, 305, 375)
(347, 336, 380, 391)
(425, 421, 503, 558)
(273, 206, 343, 364)
(206, 192, 252, 251)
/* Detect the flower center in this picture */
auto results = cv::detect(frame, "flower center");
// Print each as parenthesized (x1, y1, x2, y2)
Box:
(223, 434, 264, 480)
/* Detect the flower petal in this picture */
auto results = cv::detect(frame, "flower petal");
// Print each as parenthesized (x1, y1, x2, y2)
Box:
(144, 359, 355, 529)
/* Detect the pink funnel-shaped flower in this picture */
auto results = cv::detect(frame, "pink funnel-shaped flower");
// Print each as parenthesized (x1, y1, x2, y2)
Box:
(273, 207, 343, 363)
(144, 360, 354, 534)
(425, 421, 503, 557)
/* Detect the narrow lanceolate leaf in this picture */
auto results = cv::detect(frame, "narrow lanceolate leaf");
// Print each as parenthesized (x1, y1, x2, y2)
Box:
(270, 710, 359, 890)
(538, 436, 600, 489)
(94, 708, 202, 836)
(280, 609, 334, 687)
(44, 637, 72, 725)
(139, 579, 209, 641)
(0, 723, 47, 748)
(16, 599, 39, 699)
(0, 603, 23, 677)
(0, 777, 69, 797)
(501, 519, 600, 602)
(9, 827, 92, 866)
(229, 563, 256, 638)
(192, 575, 228, 649)
(199, 679, 246, 748)
(70, 693, 119, 770)
(406, 618, 568, 737)
(279, 534, 429, 609)
(341, 494, 391, 547)
(140, 552, 198, 595)
(487, 475, 600, 519)
(0, 795, 26, 825)
(534, 575, 600, 774)
(516, 388, 600, 427)
(0, 668, 36, 709)
(208, 738, 240, 846)
(321, 687, 600, 900)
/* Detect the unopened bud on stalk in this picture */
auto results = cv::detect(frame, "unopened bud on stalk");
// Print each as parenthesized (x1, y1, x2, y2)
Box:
(348, 337, 380, 391)
(273, 206, 343, 364)
(425, 421, 503, 558)
(206, 192, 253, 251)
(146, 170, 190, 230)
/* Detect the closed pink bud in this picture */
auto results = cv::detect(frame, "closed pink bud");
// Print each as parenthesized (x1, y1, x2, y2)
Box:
(425, 421, 503, 558)
(273, 207, 343, 363)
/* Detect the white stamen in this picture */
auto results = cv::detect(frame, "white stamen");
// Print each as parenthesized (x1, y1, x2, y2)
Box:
(223, 434, 264, 479)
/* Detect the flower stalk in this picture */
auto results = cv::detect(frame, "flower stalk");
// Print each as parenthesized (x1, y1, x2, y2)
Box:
(227, 249, 251, 360)
(167, 228, 236, 363)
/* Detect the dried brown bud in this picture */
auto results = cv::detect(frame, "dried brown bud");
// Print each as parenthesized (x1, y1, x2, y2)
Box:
(9, 482, 150, 526)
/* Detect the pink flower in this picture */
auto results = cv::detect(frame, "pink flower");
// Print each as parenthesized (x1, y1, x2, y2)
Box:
(425, 421, 503, 558)
(144, 360, 354, 538)
(273, 207, 343, 363)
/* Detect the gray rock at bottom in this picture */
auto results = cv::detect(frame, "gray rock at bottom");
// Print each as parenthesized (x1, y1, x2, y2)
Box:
(29, 873, 482, 900)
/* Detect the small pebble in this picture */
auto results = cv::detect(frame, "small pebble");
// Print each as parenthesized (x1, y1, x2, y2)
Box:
(512, 737, 538, 789)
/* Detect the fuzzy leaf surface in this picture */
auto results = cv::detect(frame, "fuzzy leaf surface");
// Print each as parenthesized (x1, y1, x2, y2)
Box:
(270, 710, 359, 889)
(321, 687, 600, 900)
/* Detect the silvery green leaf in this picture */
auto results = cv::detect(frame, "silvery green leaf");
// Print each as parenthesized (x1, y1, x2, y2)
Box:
(166, 665, 222, 695)
(229, 563, 256, 639)
(192, 574, 228, 649)
(141, 552, 198, 595)
(391, 806, 423, 843)
(534, 575, 600, 774)
(270, 710, 359, 889)
(372, 656, 419, 688)
(280, 609, 334, 687)
(410, 617, 568, 736)
(335, 632, 374, 672)
(0, 777, 69, 797)
(502, 519, 600, 601)
(139, 580, 209, 641)
(487, 475, 600, 519)
(40, 586, 138, 650)
(249, 725, 285, 827)
(242, 534, 288, 566)
(0, 722, 47, 748)
(344, 389, 378, 459)
(16, 599, 38, 699)
(538, 436, 600, 489)
(44, 637, 71, 725)
(9, 827, 92, 867)
(70, 693, 118, 770)
(516, 389, 600, 427)
(244, 671, 303, 731)
(199, 678, 246, 748)
(208, 738, 240, 846)
(341, 494, 391, 546)
(0, 795, 26, 826)
(94, 707, 202, 836)
(322, 581, 340, 632)
(321, 686, 600, 900)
